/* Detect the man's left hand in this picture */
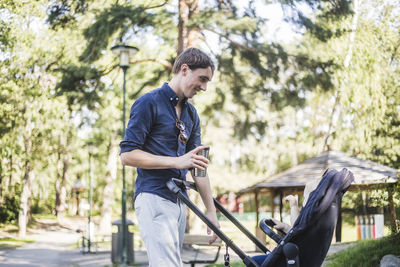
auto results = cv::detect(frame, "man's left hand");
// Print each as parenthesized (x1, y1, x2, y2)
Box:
(206, 210, 220, 244)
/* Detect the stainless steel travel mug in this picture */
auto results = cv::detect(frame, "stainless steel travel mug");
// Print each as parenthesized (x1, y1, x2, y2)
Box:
(193, 146, 210, 177)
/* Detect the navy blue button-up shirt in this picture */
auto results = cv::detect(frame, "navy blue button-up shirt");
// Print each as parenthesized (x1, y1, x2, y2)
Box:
(120, 83, 201, 203)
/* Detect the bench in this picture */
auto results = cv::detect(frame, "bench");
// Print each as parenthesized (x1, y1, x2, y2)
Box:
(182, 234, 223, 267)
(76, 229, 112, 254)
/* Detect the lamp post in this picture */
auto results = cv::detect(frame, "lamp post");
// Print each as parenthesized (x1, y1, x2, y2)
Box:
(87, 142, 94, 253)
(111, 44, 138, 265)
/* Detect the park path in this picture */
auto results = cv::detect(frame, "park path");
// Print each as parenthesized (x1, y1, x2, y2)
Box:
(0, 218, 353, 267)
(0, 218, 151, 267)
(0, 226, 78, 267)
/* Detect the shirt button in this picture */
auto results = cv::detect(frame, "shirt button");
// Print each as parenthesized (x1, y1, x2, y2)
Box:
(176, 97, 178, 101)
(170, 97, 173, 100)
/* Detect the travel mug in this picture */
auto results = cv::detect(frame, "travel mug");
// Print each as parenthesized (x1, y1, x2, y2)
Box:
(193, 146, 210, 177)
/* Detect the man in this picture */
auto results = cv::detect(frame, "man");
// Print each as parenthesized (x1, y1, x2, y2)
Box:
(120, 47, 219, 267)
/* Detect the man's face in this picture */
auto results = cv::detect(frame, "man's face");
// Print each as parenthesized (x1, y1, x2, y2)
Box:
(181, 64, 213, 98)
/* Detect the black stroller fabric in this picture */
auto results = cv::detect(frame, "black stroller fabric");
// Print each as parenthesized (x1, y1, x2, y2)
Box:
(253, 168, 354, 267)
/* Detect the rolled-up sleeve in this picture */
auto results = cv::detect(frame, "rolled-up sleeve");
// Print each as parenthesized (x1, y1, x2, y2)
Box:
(119, 95, 155, 154)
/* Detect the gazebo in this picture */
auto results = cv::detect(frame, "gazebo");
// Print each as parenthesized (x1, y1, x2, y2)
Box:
(239, 150, 399, 242)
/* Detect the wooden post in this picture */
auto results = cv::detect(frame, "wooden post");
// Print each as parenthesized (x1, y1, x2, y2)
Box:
(388, 184, 397, 234)
(279, 191, 283, 221)
(335, 199, 343, 242)
(255, 191, 259, 225)
(361, 191, 368, 214)
(271, 190, 276, 219)
(76, 191, 81, 216)
(254, 190, 267, 251)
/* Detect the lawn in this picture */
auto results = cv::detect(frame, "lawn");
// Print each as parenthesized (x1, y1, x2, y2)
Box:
(0, 237, 35, 250)
(0, 223, 34, 250)
(326, 233, 400, 267)
(200, 214, 397, 267)
(205, 233, 400, 267)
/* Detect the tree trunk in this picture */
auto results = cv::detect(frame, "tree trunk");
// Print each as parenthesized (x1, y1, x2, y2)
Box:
(186, 0, 201, 48)
(18, 115, 34, 238)
(99, 138, 118, 234)
(18, 168, 34, 237)
(0, 160, 3, 201)
(55, 137, 62, 216)
(177, 0, 188, 55)
(56, 156, 68, 221)
(55, 126, 70, 221)
(177, 0, 200, 55)
(323, 0, 361, 151)
(6, 154, 13, 193)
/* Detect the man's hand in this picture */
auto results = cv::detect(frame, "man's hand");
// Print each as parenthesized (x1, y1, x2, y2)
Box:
(206, 210, 220, 244)
(175, 146, 209, 170)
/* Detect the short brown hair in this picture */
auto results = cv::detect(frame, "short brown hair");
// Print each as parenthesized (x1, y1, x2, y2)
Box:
(172, 47, 215, 74)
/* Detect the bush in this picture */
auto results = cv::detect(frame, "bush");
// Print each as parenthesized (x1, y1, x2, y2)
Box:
(0, 193, 20, 223)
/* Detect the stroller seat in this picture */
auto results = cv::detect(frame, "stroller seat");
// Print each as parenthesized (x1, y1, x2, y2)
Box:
(167, 168, 354, 267)
(251, 168, 354, 267)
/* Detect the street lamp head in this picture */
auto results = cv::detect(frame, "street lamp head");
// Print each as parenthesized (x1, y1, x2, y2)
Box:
(111, 44, 138, 67)
(87, 141, 94, 154)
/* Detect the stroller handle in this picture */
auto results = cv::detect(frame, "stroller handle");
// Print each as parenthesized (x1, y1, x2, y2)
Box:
(167, 178, 262, 267)
(168, 178, 269, 253)
(259, 219, 283, 244)
(167, 178, 198, 193)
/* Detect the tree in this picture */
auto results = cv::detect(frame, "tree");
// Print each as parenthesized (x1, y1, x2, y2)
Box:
(331, 0, 400, 169)
(45, 0, 353, 185)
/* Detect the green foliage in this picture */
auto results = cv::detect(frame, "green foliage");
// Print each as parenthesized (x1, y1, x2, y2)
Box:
(0, 185, 21, 223)
(1, 0, 398, 227)
(0, 82, 23, 136)
(47, 0, 92, 29)
(55, 65, 104, 109)
(326, 233, 400, 267)
(330, 0, 400, 169)
(0, 20, 13, 50)
(80, 4, 162, 63)
(31, 195, 55, 215)
(282, 0, 352, 41)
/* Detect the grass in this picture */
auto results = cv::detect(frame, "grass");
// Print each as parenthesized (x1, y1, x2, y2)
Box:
(0, 223, 18, 234)
(0, 237, 35, 250)
(0, 220, 36, 250)
(326, 233, 400, 267)
(202, 218, 397, 267)
(31, 214, 57, 220)
(206, 262, 245, 267)
(206, 233, 400, 267)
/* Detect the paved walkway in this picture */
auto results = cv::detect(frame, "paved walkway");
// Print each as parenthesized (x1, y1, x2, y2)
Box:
(0, 226, 146, 267)
(0, 219, 353, 267)
(0, 227, 231, 267)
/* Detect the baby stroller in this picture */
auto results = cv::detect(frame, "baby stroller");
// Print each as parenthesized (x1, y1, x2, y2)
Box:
(167, 168, 354, 267)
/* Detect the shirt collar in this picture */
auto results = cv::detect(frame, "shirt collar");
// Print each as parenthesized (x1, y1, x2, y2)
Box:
(161, 82, 188, 106)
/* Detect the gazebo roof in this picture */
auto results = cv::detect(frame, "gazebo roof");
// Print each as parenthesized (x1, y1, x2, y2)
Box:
(239, 151, 399, 194)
